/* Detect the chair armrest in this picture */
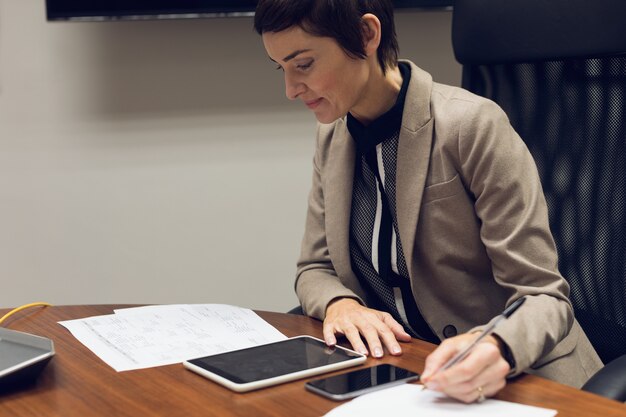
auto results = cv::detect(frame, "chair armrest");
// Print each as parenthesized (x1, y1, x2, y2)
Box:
(287, 306, 304, 316)
(582, 354, 626, 402)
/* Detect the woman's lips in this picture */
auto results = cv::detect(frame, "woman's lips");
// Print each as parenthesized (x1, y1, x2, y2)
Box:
(305, 98, 322, 109)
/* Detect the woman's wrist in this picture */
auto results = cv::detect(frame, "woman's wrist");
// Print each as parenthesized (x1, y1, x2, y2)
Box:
(326, 297, 360, 316)
(490, 334, 516, 371)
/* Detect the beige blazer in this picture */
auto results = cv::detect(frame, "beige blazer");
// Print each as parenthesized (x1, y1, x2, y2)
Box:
(295, 60, 602, 387)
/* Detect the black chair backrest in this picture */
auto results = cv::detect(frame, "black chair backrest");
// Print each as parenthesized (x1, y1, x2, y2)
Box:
(452, 0, 626, 364)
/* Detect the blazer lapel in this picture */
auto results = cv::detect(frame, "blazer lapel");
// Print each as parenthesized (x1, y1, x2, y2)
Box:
(396, 61, 435, 280)
(324, 118, 358, 281)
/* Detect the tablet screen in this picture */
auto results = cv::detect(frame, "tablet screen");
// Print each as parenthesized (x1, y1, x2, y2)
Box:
(186, 336, 362, 384)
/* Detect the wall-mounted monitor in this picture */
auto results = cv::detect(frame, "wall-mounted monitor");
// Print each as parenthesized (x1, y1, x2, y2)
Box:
(46, 0, 453, 22)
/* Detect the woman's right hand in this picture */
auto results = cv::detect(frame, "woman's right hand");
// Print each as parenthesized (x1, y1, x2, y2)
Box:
(323, 298, 412, 358)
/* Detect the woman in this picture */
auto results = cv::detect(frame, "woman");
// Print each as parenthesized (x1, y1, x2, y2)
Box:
(254, 0, 602, 403)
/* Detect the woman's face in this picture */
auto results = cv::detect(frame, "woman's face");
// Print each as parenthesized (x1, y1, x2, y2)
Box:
(262, 26, 371, 124)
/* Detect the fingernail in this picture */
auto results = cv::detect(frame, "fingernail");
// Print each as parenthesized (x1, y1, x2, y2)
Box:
(391, 346, 401, 354)
(359, 348, 369, 355)
(374, 348, 383, 358)
(427, 381, 440, 390)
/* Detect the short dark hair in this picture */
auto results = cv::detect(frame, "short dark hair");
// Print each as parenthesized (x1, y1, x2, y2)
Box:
(254, 0, 399, 74)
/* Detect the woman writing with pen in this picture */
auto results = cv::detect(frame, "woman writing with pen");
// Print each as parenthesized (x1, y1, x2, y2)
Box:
(253, 0, 602, 403)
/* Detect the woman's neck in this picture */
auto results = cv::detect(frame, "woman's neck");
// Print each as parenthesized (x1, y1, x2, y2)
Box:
(350, 64, 403, 126)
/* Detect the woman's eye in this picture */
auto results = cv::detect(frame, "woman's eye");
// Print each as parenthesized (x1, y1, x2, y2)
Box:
(297, 61, 313, 70)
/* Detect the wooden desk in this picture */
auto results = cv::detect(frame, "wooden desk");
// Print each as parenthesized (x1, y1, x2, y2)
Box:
(1, 305, 624, 416)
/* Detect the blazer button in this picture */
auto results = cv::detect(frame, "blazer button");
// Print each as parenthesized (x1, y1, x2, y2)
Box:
(443, 325, 457, 338)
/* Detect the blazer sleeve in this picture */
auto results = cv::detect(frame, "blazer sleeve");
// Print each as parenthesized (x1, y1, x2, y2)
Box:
(294, 124, 365, 320)
(457, 98, 575, 375)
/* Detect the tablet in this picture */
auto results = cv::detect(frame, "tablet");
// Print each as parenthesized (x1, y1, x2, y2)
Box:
(0, 328, 55, 390)
(183, 335, 366, 392)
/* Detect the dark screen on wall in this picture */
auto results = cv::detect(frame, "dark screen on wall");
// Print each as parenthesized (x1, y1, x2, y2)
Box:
(46, 0, 453, 21)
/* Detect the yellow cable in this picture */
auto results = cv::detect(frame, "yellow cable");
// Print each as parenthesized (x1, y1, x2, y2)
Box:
(0, 302, 52, 326)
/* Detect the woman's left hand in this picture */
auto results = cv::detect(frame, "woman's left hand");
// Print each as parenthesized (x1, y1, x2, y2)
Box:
(420, 334, 510, 403)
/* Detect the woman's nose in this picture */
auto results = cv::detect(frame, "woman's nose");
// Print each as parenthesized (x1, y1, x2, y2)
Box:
(285, 72, 305, 100)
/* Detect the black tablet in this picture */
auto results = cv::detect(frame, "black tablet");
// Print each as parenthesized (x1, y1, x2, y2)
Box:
(183, 335, 366, 392)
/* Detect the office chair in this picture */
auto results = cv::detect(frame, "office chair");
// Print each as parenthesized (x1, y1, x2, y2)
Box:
(452, 0, 626, 401)
(287, 306, 304, 315)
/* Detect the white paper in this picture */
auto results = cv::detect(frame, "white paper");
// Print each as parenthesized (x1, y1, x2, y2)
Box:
(59, 304, 287, 372)
(324, 384, 557, 417)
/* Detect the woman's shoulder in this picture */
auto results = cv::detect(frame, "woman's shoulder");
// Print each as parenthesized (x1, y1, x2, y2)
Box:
(429, 81, 513, 140)
(402, 60, 509, 130)
(433, 82, 506, 119)
(315, 118, 348, 147)
(316, 119, 344, 139)
(311, 117, 350, 165)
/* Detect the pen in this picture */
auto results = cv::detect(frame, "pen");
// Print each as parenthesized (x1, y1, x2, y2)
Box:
(421, 297, 526, 389)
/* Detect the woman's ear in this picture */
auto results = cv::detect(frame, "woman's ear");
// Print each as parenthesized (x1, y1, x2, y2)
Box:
(361, 13, 382, 57)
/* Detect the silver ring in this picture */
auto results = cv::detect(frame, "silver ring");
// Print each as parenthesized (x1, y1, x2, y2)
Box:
(476, 386, 486, 403)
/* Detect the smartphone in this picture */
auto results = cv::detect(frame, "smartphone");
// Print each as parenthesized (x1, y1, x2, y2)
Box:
(304, 364, 419, 401)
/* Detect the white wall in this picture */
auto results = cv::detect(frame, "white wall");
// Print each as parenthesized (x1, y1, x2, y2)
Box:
(0, 1, 460, 311)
